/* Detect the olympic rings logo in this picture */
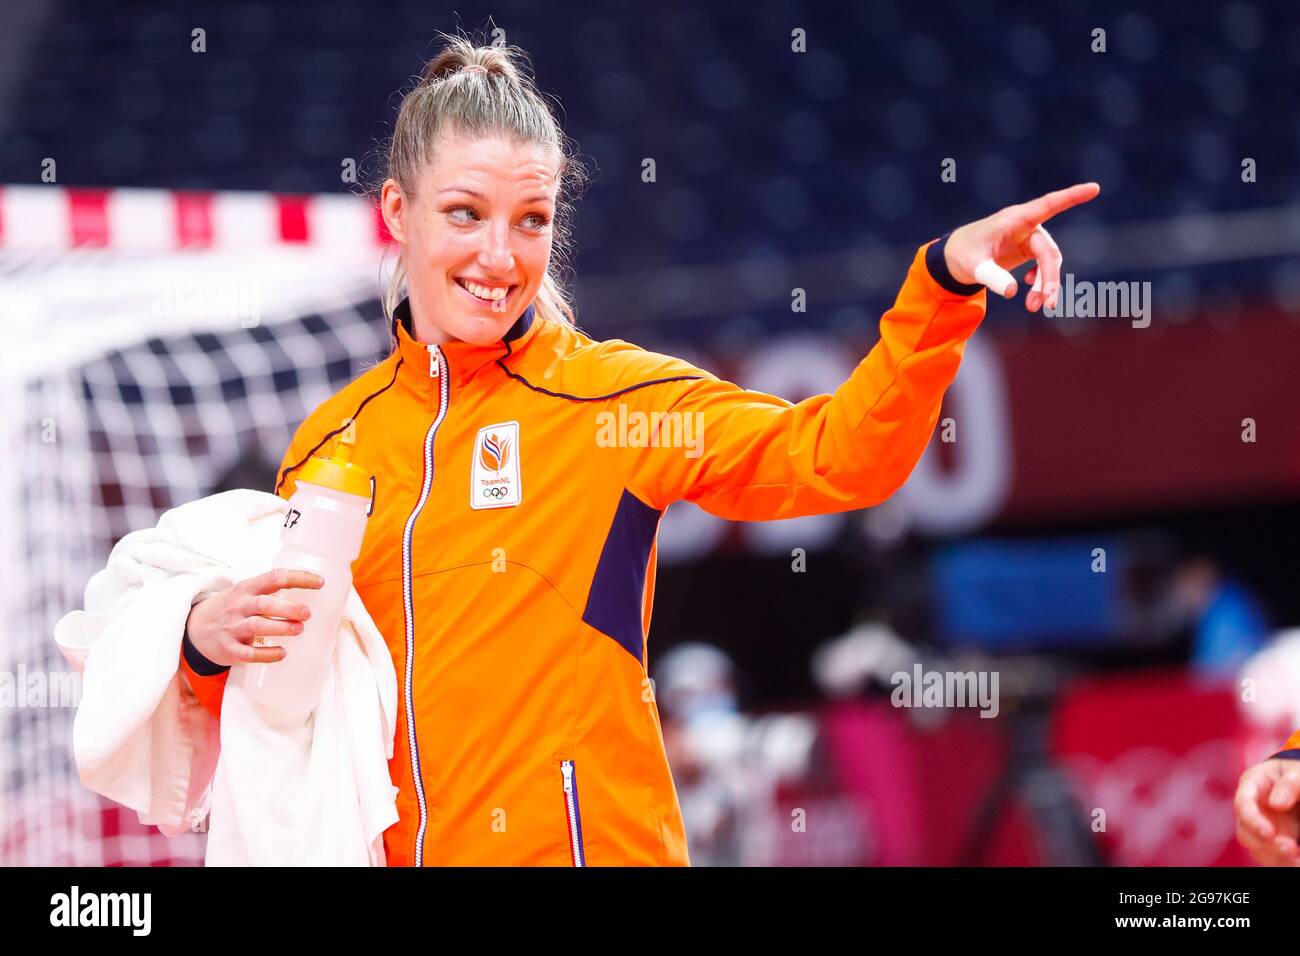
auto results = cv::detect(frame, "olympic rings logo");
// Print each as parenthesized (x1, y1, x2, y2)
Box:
(483, 486, 510, 499)
(1062, 739, 1238, 866)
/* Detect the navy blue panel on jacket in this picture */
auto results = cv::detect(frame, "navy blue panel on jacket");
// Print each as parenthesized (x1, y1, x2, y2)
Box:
(582, 489, 662, 663)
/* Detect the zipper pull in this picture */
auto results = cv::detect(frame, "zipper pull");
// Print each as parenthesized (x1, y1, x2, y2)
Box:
(427, 344, 440, 378)
(561, 761, 573, 794)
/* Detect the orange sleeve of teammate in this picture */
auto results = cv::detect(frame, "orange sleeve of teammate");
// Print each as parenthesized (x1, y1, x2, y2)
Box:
(614, 236, 987, 519)
(179, 429, 310, 721)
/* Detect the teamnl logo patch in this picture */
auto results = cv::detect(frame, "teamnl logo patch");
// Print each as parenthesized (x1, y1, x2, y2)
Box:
(471, 421, 522, 510)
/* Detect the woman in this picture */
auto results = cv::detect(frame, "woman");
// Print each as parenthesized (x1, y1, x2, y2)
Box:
(179, 35, 1099, 866)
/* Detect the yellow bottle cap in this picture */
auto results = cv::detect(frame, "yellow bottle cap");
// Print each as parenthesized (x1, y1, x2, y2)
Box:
(296, 426, 372, 499)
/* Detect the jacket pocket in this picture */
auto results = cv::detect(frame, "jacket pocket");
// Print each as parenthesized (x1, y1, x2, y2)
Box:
(559, 758, 587, 866)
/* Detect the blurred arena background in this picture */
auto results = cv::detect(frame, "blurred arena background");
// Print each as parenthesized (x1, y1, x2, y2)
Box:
(2, 0, 1300, 865)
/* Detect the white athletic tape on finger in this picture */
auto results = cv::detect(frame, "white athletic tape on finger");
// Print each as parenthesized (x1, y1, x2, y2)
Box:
(973, 258, 1016, 297)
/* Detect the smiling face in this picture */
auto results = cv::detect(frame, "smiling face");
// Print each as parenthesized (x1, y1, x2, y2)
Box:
(381, 131, 561, 346)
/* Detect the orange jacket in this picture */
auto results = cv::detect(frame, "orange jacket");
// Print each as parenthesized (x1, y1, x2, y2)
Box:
(180, 237, 987, 865)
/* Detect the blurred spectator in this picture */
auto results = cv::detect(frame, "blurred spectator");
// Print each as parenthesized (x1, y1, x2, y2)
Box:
(657, 642, 749, 865)
(1163, 556, 1272, 682)
(656, 641, 818, 865)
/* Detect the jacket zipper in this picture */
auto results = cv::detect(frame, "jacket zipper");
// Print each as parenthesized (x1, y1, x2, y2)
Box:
(561, 759, 587, 866)
(402, 342, 447, 866)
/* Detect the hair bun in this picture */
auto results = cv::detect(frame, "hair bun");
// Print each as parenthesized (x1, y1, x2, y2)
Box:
(420, 45, 511, 85)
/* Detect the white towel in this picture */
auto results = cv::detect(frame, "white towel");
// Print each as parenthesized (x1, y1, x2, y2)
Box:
(53, 488, 400, 866)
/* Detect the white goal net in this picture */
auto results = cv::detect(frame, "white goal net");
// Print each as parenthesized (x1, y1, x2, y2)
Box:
(0, 185, 390, 865)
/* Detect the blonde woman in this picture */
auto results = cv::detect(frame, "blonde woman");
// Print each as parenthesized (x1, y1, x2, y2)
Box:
(180, 34, 1099, 866)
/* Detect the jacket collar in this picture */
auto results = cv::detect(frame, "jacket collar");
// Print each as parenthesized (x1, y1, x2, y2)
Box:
(391, 296, 538, 386)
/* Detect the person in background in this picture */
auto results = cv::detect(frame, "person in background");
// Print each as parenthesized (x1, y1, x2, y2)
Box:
(1165, 556, 1272, 683)
(657, 643, 747, 866)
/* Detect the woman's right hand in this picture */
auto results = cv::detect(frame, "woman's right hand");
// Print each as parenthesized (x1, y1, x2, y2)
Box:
(184, 569, 323, 667)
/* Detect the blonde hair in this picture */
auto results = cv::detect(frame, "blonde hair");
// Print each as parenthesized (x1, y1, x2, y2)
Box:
(376, 32, 588, 338)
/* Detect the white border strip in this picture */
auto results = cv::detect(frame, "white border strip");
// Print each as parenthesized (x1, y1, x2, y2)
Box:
(0, 185, 390, 251)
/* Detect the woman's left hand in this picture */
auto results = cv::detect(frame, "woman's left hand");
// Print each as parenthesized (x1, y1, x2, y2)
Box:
(944, 182, 1101, 313)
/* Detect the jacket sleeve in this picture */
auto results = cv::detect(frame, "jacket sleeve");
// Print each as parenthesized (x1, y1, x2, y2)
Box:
(179, 430, 312, 720)
(612, 236, 987, 519)
(179, 625, 230, 720)
(1273, 730, 1300, 760)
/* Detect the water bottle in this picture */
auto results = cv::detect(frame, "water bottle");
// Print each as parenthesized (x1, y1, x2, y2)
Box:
(236, 425, 372, 719)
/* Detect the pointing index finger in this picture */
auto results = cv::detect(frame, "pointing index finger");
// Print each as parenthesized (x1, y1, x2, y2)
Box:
(1017, 182, 1101, 226)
